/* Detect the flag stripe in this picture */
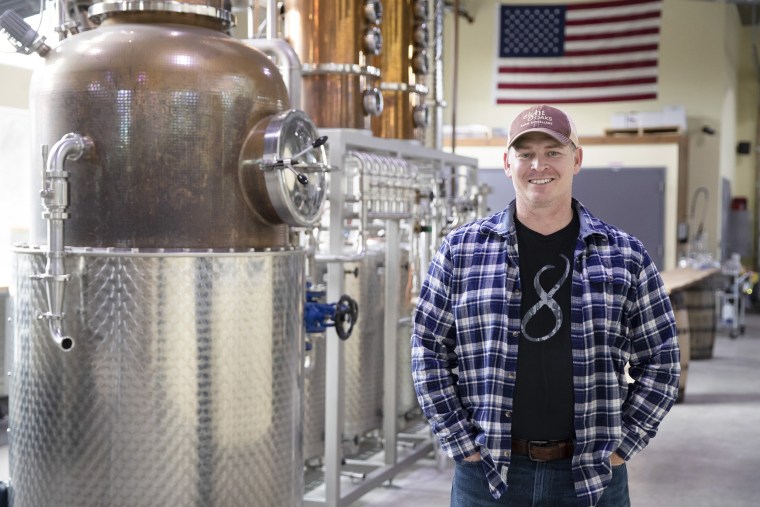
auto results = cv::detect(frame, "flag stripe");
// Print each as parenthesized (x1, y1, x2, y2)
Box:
(564, 43, 659, 57)
(495, 0, 662, 104)
(567, 0, 661, 12)
(567, 18, 660, 36)
(566, 10, 660, 26)
(496, 83, 657, 99)
(568, 36, 659, 51)
(498, 76, 657, 90)
(496, 93, 657, 105)
(499, 59, 657, 73)
(500, 68, 658, 84)
(565, 26, 659, 41)
(501, 52, 659, 70)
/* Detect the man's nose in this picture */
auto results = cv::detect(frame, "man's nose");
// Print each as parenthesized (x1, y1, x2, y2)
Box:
(531, 156, 548, 170)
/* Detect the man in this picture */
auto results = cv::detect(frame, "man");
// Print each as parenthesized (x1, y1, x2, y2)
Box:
(411, 104, 680, 507)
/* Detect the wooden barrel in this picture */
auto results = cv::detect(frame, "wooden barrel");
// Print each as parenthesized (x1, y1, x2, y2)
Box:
(682, 278, 718, 359)
(670, 291, 691, 403)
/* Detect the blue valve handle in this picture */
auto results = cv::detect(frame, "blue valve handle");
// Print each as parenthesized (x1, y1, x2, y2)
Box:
(304, 290, 359, 340)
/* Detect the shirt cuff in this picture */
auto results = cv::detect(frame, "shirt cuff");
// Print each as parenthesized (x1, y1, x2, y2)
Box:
(616, 420, 648, 460)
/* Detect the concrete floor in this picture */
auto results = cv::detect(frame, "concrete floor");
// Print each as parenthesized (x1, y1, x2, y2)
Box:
(0, 312, 758, 506)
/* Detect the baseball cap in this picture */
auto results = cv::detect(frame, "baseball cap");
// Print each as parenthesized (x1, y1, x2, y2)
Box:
(507, 105, 579, 148)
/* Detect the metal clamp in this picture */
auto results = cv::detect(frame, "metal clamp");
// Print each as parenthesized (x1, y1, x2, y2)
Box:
(88, 1, 236, 27)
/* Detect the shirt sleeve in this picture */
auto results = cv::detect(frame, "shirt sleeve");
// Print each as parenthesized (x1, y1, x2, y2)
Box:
(411, 238, 480, 461)
(617, 256, 681, 460)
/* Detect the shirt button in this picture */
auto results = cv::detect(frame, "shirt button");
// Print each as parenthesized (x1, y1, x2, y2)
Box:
(504, 410, 512, 418)
(507, 372, 516, 379)
(512, 331, 519, 337)
(503, 450, 511, 457)
(514, 289, 521, 297)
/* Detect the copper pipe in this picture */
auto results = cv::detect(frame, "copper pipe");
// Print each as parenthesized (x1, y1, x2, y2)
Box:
(371, 0, 428, 140)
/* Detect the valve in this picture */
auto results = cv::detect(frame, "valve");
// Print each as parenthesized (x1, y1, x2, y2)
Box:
(264, 135, 329, 185)
(334, 295, 359, 340)
(304, 285, 359, 340)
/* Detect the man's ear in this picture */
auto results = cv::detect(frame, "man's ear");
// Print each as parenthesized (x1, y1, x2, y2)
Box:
(573, 146, 583, 175)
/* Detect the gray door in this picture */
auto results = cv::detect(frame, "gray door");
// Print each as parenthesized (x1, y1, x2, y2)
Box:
(477, 167, 666, 270)
(573, 167, 665, 269)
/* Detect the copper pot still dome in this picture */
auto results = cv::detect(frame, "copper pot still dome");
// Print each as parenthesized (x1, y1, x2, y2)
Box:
(29, 0, 296, 249)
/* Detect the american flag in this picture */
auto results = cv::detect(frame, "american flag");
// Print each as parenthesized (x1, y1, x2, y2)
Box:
(496, 0, 662, 104)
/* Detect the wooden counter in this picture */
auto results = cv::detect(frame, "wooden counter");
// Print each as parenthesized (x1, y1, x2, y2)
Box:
(660, 267, 722, 362)
(660, 267, 720, 295)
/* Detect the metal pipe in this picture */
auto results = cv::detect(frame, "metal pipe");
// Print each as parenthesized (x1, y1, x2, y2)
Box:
(382, 219, 400, 466)
(450, 0, 460, 153)
(424, 0, 445, 150)
(57, 0, 66, 40)
(33, 132, 93, 351)
(266, 0, 277, 39)
(243, 38, 303, 109)
(344, 152, 373, 256)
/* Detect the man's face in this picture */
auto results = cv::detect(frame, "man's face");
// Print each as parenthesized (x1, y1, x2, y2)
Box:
(503, 132, 582, 212)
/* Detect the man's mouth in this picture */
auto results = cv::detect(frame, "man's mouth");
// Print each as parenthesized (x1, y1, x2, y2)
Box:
(530, 178, 553, 185)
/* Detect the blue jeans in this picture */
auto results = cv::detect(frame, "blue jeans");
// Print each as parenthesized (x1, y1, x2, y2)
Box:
(450, 455, 630, 507)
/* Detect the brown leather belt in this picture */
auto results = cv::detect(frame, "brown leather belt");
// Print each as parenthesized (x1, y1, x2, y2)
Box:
(512, 439, 574, 462)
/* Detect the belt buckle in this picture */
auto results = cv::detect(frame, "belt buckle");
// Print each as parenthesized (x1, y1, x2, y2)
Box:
(527, 440, 550, 462)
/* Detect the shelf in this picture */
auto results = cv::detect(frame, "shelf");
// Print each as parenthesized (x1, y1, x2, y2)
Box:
(603, 125, 683, 137)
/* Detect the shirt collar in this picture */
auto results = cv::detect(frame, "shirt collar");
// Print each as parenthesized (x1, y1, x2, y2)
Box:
(479, 198, 607, 241)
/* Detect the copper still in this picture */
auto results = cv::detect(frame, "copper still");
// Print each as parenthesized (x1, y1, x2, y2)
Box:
(29, 0, 294, 249)
(371, 0, 429, 140)
(283, 0, 384, 129)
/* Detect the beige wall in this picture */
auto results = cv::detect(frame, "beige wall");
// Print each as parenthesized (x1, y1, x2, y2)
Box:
(443, 0, 758, 266)
(737, 26, 759, 261)
(0, 51, 39, 286)
(0, 61, 34, 110)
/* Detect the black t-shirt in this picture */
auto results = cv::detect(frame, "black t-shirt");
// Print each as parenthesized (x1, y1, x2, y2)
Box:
(511, 211, 579, 441)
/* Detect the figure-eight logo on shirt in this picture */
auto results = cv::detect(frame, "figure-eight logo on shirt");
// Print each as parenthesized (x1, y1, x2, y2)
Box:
(521, 254, 570, 342)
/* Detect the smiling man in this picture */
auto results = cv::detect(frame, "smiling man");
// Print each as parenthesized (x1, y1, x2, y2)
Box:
(412, 105, 681, 507)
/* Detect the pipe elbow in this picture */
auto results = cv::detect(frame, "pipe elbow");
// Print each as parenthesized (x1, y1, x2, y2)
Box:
(48, 319, 74, 351)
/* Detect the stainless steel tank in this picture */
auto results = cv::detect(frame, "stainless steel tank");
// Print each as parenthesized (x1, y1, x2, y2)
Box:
(302, 250, 384, 463)
(303, 329, 327, 463)
(11, 248, 304, 507)
(395, 247, 421, 428)
(303, 245, 418, 459)
(9, 1, 329, 505)
(343, 249, 386, 442)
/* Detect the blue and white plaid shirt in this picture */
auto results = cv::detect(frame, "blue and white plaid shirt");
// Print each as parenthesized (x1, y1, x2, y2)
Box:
(412, 199, 680, 507)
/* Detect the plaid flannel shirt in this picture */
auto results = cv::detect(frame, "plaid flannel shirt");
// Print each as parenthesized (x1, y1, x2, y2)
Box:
(412, 199, 680, 507)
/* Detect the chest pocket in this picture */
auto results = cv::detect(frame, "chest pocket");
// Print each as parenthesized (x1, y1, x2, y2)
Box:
(583, 258, 632, 348)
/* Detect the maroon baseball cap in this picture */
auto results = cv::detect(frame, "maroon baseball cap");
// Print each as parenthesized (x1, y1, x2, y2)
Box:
(507, 105, 579, 148)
